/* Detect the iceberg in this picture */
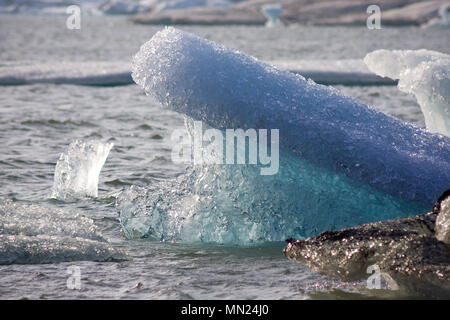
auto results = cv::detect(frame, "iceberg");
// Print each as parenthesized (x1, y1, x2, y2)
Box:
(364, 49, 450, 137)
(152, 0, 231, 13)
(51, 139, 113, 201)
(261, 4, 283, 28)
(422, 4, 450, 28)
(122, 27, 450, 244)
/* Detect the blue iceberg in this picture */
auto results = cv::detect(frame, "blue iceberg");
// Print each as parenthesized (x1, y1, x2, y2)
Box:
(121, 27, 450, 244)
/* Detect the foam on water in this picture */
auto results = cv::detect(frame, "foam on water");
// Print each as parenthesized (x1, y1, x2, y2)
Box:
(0, 199, 127, 264)
(51, 139, 113, 201)
(364, 49, 450, 137)
(122, 27, 450, 244)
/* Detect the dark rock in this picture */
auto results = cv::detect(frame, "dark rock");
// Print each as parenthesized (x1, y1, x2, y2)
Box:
(284, 190, 450, 299)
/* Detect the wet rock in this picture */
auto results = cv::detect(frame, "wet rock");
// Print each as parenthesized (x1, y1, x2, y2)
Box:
(284, 191, 450, 298)
(435, 190, 450, 245)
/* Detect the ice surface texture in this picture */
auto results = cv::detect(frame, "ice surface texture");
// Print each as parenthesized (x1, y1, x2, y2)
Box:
(126, 27, 450, 244)
(0, 199, 127, 264)
(51, 140, 113, 201)
(364, 49, 450, 136)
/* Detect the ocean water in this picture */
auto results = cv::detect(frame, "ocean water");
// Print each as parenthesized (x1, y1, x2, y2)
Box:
(0, 14, 448, 299)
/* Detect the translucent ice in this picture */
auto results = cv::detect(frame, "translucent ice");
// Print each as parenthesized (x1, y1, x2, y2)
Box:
(125, 27, 450, 244)
(364, 49, 450, 136)
(262, 4, 283, 28)
(0, 199, 127, 264)
(51, 140, 113, 201)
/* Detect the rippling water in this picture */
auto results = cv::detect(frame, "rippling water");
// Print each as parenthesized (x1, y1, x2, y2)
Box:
(0, 14, 447, 299)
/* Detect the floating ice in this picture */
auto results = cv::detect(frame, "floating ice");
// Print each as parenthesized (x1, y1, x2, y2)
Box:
(364, 49, 450, 137)
(0, 61, 132, 86)
(422, 4, 450, 28)
(152, 0, 232, 13)
(272, 59, 396, 85)
(51, 140, 113, 201)
(125, 27, 450, 244)
(98, 0, 154, 15)
(0, 199, 127, 264)
(262, 4, 283, 28)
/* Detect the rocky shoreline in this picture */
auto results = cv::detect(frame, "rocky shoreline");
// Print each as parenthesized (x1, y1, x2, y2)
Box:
(284, 190, 450, 299)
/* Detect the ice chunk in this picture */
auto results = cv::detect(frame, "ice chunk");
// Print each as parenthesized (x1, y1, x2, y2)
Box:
(117, 131, 424, 243)
(132, 27, 450, 205)
(262, 4, 283, 28)
(0, 199, 127, 264)
(364, 49, 450, 136)
(152, 0, 231, 13)
(126, 28, 450, 244)
(51, 140, 113, 201)
(422, 4, 450, 28)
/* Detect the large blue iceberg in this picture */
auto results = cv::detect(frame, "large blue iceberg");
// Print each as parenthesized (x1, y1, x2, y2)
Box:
(121, 27, 450, 244)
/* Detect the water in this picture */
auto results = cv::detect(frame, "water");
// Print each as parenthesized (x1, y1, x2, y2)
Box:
(0, 14, 448, 299)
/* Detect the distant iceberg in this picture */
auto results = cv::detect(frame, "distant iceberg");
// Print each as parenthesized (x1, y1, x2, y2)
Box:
(98, 0, 155, 15)
(120, 27, 450, 244)
(52, 139, 113, 201)
(0, 0, 102, 15)
(0, 61, 132, 86)
(364, 49, 450, 137)
(151, 0, 231, 13)
(261, 4, 283, 28)
(422, 3, 449, 28)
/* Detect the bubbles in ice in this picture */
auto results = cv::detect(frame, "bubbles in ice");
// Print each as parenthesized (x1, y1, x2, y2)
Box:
(127, 28, 450, 244)
(132, 28, 450, 205)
